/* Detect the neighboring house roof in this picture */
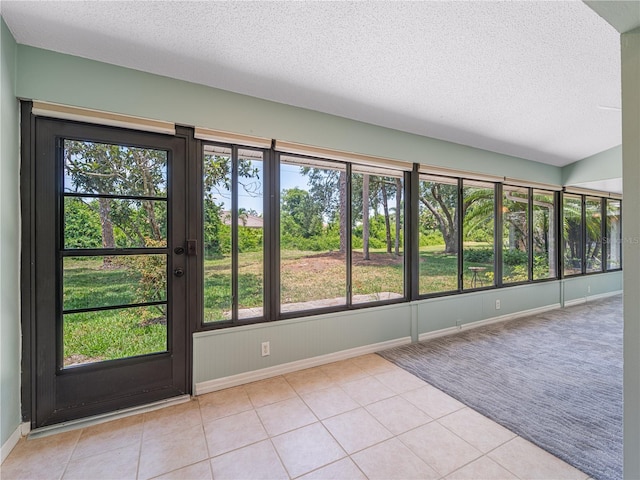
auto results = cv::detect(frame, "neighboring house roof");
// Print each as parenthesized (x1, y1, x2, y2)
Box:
(221, 210, 264, 228)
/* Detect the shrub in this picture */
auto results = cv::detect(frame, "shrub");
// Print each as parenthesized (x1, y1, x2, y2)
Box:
(464, 248, 493, 263)
(503, 249, 528, 266)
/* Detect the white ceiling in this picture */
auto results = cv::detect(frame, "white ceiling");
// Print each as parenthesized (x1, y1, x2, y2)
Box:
(1, 0, 622, 168)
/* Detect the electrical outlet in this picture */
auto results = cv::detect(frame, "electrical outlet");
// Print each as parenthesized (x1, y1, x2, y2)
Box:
(495, 299, 501, 310)
(588, 285, 591, 294)
(456, 319, 462, 329)
(261, 341, 270, 357)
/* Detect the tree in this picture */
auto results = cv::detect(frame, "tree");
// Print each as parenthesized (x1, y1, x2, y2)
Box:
(419, 181, 459, 254)
(395, 178, 402, 256)
(281, 188, 323, 239)
(64, 141, 167, 266)
(362, 174, 370, 260)
(301, 166, 348, 253)
(202, 153, 261, 256)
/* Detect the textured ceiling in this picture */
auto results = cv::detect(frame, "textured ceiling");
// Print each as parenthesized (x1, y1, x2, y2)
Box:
(1, 0, 622, 167)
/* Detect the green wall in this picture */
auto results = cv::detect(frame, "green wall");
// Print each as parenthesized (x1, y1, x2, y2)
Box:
(15, 44, 563, 185)
(0, 18, 21, 451)
(562, 145, 622, 185)
(193, 275, 621, 388)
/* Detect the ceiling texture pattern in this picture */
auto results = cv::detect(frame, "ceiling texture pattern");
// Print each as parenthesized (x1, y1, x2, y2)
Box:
(1, 0, 622, 167)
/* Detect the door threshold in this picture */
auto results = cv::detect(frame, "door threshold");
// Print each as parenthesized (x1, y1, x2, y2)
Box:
(28, 394, 191, 439)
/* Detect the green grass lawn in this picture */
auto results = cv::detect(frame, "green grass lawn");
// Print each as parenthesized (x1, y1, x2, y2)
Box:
(62, 245, 533, 365)
(63, 257, 167, 366)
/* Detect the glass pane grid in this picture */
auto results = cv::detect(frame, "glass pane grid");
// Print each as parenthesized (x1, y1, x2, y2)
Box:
(462, 182, 495, 289)
(203, 149, 264, 323)
(418, 179, 458, 295)
(61, 139, 170, 367)
(280, 160, 347, 312)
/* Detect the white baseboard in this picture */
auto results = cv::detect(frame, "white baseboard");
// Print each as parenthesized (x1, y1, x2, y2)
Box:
(419, 303, 562, 342)
(565, 289, 623, 308)
(1, 422, 28, 464)
(194, 336, 412, 396)
(564, 298, 586, 307)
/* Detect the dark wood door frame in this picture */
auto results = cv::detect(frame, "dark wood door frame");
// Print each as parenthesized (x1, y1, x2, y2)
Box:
(20, 103, 193, 427)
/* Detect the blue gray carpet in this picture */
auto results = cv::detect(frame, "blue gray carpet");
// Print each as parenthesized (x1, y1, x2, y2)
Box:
(378, 295, 623, 480)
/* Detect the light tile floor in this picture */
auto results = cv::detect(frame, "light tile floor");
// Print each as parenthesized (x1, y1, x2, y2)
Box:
(1, 354, 589, 480)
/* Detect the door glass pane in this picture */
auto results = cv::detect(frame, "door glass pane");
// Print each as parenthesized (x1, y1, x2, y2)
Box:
(61, 138, 171, 368)
(351, 169, 404, 304)
(63, 255, 167, 311)
(532, 189, 557, 280)
(203, 146, 233, 322)
(64, 140, 167, 197)
(237, 149, 264, 319)
(280, 156, 347, 313)
(586, 197, 603, 273)
(418, 175, 458, 294)
(63, 305, 167, 367)
(64, 197, 167, 249)
(462, 180, 495, 289)
(563, 194, 583, 276)
(502, 186, 529, 284)
(606, 199, 621, 270)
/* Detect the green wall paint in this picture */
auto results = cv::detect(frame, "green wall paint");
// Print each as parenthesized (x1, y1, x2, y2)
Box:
(193, 275, 621, 385)
(416, 282, 562, 334)
(563, 272, 623, 303)
(194, 304, 412, 384)
(0, 17, 21, 449)
(14, 44, 564, 185)
(562, 145, 622, 185)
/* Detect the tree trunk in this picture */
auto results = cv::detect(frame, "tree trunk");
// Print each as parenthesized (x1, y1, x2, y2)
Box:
(339, 171, 347, 254)
(548, 206, 556, 277)
(143, 200, 162, 242)
(444, 208, 458, 254)
(98, 197, 115, 268)
(135, 151, 162, 242)
(381, 183, 392, 253)
(395, 178, 401, 256)
(363, 174, 370, 260)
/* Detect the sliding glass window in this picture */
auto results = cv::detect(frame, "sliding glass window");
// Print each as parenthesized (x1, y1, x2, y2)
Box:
(202, 144, 264, 323)
(418, 174, 459, 294)
(279, 155, 347, 313)
(502, 186, 529, 284)
(462, 180, 495, 289)
(351, 167, 405, 304)
(532, 189, 557, 280)
(606, 199, 622, 270)
(585, 197, 603, 273)
(563, 194, 583, 276)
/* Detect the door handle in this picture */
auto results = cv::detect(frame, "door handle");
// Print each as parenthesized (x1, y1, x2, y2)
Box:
(174, 267, 185, 277)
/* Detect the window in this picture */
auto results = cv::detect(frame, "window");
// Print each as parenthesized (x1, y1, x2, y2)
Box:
(606, 199, 622, 270)
(351, 168, 405, 303)
(197, 135, 620, 327)
(502, 186, 529, 284)
(532, 189, 557, 280)
(280, 156, 346, 313)
(202, 145, 264, 323)
(563, 194, 583, 276)
(462, 180, 495, 289)
(418, 174, 459, 294)
(585, 197, 603, 273)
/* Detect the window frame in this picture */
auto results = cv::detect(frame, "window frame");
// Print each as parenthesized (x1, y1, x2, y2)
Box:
(191, 139, 619, 331)
(198, 141, 271, 329)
